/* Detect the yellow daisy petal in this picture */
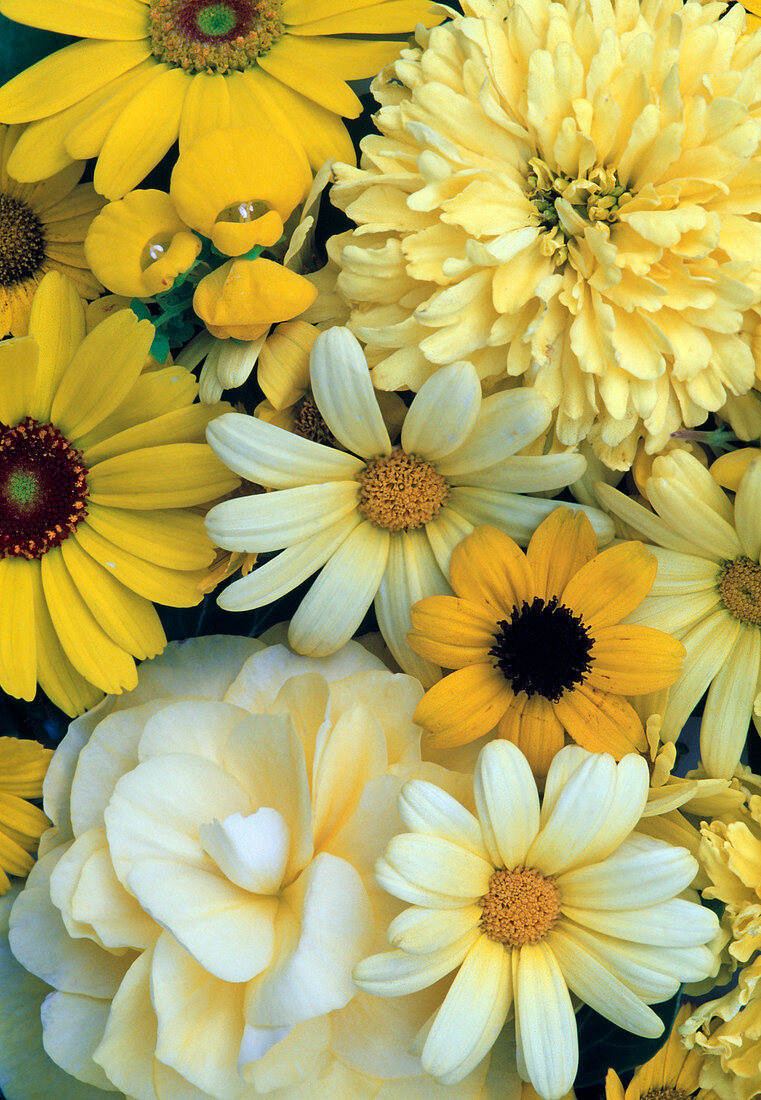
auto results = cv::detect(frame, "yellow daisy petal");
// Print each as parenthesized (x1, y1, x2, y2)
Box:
(497, 694, 566, 786)
(74, 525, 207, 607)
(408, 595, 498, 669)
(88, 443, 239, 509)
(245, 69, 356, 169)
(0, 557, 36, 701)
(526, 507, 598, 602)
(586, 626, 685, 696)
(256, 35, 362, 118)
(289, 2, 439, 35)
(561, 541, 657, 633)
(177, 71, 231, 150)
(552, 683, 648, 758)
(0, 336, 38, 426)
(0, 0, 150, 39)
(414, 663, 513, 748)
(449, 525, 535, 615)
(84, 503, 215, 571)
(27, 270, 86, 422)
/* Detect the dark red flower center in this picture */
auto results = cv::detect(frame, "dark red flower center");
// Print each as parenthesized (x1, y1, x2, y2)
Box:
(149, 0, 284, 73)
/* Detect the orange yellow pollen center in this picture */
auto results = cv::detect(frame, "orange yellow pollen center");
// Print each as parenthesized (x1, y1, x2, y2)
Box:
(357, 448, 449, 533)
(479, 866, 561, 946)
(717, 556, 761, 625)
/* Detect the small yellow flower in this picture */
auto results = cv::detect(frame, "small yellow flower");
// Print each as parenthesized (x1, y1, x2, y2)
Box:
(605, 1004, 721, 1100)
(193, 254, 316, 340)
(0, 736, 51, 895)
(0, 123, 104, 337)
(408, 509, 685, 780)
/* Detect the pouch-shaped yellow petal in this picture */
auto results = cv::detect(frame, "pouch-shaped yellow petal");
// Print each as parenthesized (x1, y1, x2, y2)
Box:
(449, 525, 534, 615)
(414, 663, 512, 748)
(194, 258, 317, 341)
(408, 595, 498, 669)
(586, 626, 685, 695)
(561, 541, 657, 633)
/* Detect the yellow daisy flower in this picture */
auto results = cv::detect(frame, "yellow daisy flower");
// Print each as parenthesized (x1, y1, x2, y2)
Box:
(408, 509, 685, 780)
(328, 0, 761, 470)
(354, 740, 720, 1098)
(205, 327, 614, 686)
(0, 270, 239, 716)
(595, 449, 761, 778)
(605, 1004, 721, 1100)
(0, 736, 52, 895)
(0, 0, 443, 199)
(0, 124, 103, 338)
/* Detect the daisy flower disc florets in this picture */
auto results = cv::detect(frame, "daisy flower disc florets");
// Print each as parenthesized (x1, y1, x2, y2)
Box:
(354, 741, 720, 1099)
(329, 0, 761, 469)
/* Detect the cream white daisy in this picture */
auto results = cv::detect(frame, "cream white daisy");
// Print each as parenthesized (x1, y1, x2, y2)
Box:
(596, 450, 761, 778)
(205, 328, 614, 685)
(355, 741, 720, 1099)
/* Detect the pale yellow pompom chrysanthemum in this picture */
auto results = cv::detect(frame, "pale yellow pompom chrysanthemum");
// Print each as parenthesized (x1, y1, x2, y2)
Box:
(329, 0, 761, 470)
(354, 740, 719, 1099)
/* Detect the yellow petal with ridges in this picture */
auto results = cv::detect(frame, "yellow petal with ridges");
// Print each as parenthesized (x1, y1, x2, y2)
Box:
(84, 503, 215, 570)
(414, 663, 512, 748)
(88, 443, 240, 509)
(408, 595, 497, 669)
(553, 683, 648, 758)
(257, 36, 362, 118)
(245, 69, 356, 169)
(74, 525, 207, 606)
(0, 0, 150, 38)
(74, 365, 199, 451)
(0, 39, 152, 125)
(449, 525, 534, 615)
(51, 310, 154, 439)
(27, 271, 86, 422)
(177, 71, 231, 151)
(65, 59, 160, 162)
(0, 557, 36, 701)
(526, 507, 598, 602)
(289, 3, 440, 34)
(40, 549, 137, 695)
(0, 336, 38, 426)
(561, 541, 657, 633)
(497, 694, 566, 785)
(586, 626, 685, 695)
(83, 404, 225, 465)
(257, 320, 316, 410)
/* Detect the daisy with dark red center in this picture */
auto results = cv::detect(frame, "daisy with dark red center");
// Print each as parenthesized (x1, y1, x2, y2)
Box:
(0, 270, 239, 716)
(0, 0, 443, 199)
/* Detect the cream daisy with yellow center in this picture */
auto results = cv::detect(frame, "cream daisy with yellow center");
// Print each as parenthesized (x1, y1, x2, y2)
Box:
(354, 740, 720, 1099)
(205, 326, 614, 685)
(329, 0, 761, 469)
(596, 450, 761, 777)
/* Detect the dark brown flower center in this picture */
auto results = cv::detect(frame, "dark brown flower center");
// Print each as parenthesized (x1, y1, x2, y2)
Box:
(480, 866, 561, 946)
(642, 1089, 692, 1100)
(292, 394, 337, 447)
(717, 556, 761, 624)
(0, 418, 89, 559)
(490, 596, 594, 700)
(148, 0, 284, 73)
(357, 448, 449, 532)
(0, 195, 46, 286)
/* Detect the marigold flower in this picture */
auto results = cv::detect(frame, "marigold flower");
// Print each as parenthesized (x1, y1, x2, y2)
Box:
(329, 0, 761, 469)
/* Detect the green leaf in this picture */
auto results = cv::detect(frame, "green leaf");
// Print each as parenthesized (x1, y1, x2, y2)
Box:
(574, 988, 683, 1088)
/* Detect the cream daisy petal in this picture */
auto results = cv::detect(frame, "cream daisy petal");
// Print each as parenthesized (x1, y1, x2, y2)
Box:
(398, 781, 490, 862)
(560, 898, 719, 947)
(374, 857, 475, 910)
(374, 528, 449, 687)
(538, 745, 590, 825)
(733, 457, 761, 560)
(216, 514, 361, 612)
(309, 328, 391, 459)
(699, 624, 761, 778)
(381, 833, 494, 899)
(400, 361, 482, 459)
(555, 754, 650, 869)
(449, 488, 615, 548)
(646, 477, 743, 561)
(546, 926, 664, 1038)
(205, 412, 363, 488)
(436, 390, 552, 475)
(287, 522, 389, 656)
(205, 481, 360, 553)
(422, 935, 513, 1084)
(646, 546, 721, 596)
(423, 507, 474, 578)
(353, 928, 481, 997)
(387, 905, 482, 956)
(555, 845, 697, 910)
(659, 610, 741, 742)
(514, 942, 577, 1100)
(594, 482, 715, 559)
(474, 741, 539, 870)
(550, 921, 682, 1002)
(449, 453, 587, 493)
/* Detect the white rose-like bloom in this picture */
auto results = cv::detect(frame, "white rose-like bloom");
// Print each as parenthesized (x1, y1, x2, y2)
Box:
(205, 327, 613, 686)
(328, 0, 761, 469)
(5, 636, 510, 1099)
(355, 742, 720, 1099)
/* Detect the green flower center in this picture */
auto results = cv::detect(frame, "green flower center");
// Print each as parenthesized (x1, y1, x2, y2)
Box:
(0, 194, 46, 286)
(0, 418, 89, 560)
(148, 0, 284, 75)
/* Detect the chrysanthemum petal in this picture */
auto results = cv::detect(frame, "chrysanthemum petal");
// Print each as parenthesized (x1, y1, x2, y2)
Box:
(0, 557, 36, 702)
(474, 740, 539, 869)
(206, 411, 363, 488)
(413, 664, 512, 748)
(553, 683, 648, 758)
(375, 528, 449, 686)
(659, 609, 741, 743)
(309, 328, 391, 459)
(700, 624, 761, 778)
(561, 541, 657, 632)
(205, 481, 360, 553)
(547, 926, 664, 1038)
(289, 521, 389, 656)
(27, 271, 86, 422)
(353, 929, 481, 997)
(514, 942, 577, 1100)
(586, 625, 685, 695)
(560, 898, 718, 947)
(398, 781, 489, 861)
(526, 508, 598, 602)
(401, 361, 481, 459)
(423, 935, 513, 1083)
(408, 595, 497, 669)
(449, 525, 534, 613)
(436, 390, 552, 475)
(94, 66, 190, 200)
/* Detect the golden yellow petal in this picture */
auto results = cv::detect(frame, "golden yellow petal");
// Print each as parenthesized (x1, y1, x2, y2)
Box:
(449, 525, 535, 616)
(561, 541, 657, 633)
(497, 692, 566, 786)
(414, 663, 512, 748)
(552, 683, 648, 758)
(408, 595, 497, 668)
(586, 626, 686, 695)
(526, 507, 598, 601)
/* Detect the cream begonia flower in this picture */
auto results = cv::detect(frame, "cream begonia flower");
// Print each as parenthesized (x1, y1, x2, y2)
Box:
(205, 327, 614, 686)
(355, 740, 719, 1099)
(595, 450, 761, 777)
(5, 635, 514, 1099)
(328, 0, 761, 470)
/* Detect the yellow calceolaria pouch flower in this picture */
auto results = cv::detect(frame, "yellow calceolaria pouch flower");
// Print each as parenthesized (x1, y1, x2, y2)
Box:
(0, 270, 240, 716)
(1, 635, 513, 1098)
(328, 0, 761, 470)
(193, 255, 317, 340)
